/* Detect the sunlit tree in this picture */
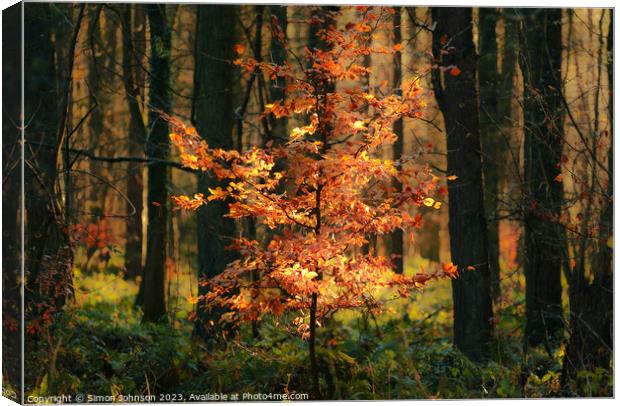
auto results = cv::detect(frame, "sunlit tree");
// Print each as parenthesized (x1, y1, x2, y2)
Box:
(169, 6, 452, 398)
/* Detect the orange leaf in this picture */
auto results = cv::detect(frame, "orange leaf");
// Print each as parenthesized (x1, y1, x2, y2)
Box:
(449, 67, 461, 77)
(554, 173, 563, 182)
(234, 44, 245, 54)
(441, 262, 458, 278)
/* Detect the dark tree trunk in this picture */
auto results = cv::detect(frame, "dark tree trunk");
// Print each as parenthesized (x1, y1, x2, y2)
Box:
(391, 7, 404, 275)
(519, 8, 564, 347)
(23, 3, 83, 391)
(269, 4, 288, 140)
(431, 7, 493, 362)
(2, 3, 24, 396)
(563, 11, 613, 388)
(121, 4, 145, 280)
(478, 8, 501, 301)
(191, 4, 239, 340)
(24, 2, 81, 308)
(141, 4, 170, 323)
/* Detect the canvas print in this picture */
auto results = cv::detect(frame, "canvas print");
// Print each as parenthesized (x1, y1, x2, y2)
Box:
(1, 1, 614, 403)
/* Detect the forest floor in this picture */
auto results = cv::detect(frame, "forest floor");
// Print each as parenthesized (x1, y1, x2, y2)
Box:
(23, 254, 612, 400)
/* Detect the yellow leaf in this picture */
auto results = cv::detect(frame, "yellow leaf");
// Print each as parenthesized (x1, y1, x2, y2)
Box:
(353, 120, 367, 130)
(304, 271, 318, 280)
(433, 201, 442, 209)
(447, 175, 458, 181)
(423, 197, 435, 207)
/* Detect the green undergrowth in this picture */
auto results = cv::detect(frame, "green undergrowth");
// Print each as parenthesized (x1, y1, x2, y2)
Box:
(23, 268, 612, 401)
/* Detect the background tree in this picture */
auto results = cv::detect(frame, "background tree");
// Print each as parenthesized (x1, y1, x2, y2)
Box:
(390, 7, 404, 275)
(191, 4, 239, 339)
(478, 8, 501, 300)
(431, 7, 494, 362)
(121, 4, 146, 281)
(519, 8, 564, 347)
(141, 3, 171, 323)
(562, 11, 613, 385)
(269, 5, 288, 140)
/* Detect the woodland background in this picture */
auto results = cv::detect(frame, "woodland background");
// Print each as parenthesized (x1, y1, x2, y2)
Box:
(1, 2, 614, 400)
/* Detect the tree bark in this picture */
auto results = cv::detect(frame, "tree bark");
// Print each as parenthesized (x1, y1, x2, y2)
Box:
(191, 4, 239, 340)
(391, 7, 404, 275)
(478, 8, 501, 301)
(141, 3, 170, 323)
(121, 4, 145, 280)
(431, 7, 493, 362)
(269, 5, 288, 140)
(519, 8, 564, 347)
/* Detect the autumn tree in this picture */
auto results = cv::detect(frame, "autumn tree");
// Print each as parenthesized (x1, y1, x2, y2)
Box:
(519, 8, 564, 347)
(431, 7, 494, 362)
(171, 7, 449, 398)
(140, 3, 171, 323)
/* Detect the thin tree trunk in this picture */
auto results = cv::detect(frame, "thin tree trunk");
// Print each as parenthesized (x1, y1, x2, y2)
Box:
(308, 7, 339, 398)
(519, 8, 564, 347)
(141, 3, 170, 323)
(121, 4, 145, 280)
(431, 7, 493, 362)
(391, 7, 404, 275)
